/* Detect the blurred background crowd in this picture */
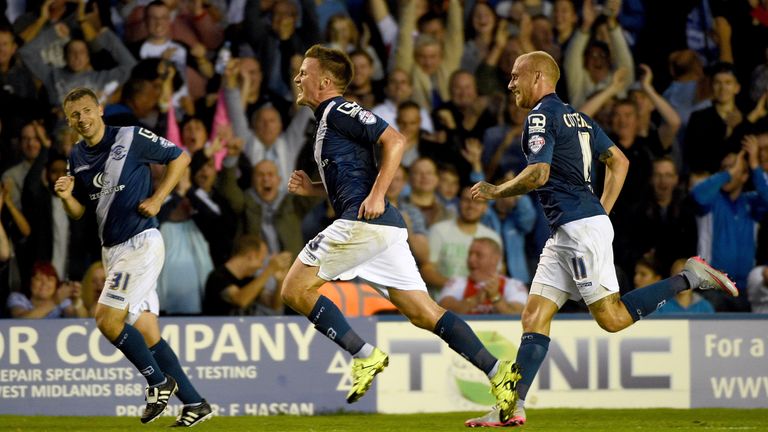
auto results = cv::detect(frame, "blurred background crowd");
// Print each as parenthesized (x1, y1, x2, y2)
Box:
(1, 0, 768, 319)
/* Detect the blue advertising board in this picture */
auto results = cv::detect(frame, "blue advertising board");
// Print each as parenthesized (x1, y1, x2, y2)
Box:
(0, 317, 377, 416)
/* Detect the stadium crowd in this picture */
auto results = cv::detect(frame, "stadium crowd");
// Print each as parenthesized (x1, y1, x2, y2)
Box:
(1, 0, 768, 318)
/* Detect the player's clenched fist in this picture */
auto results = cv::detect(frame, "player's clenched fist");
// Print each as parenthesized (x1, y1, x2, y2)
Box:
(471, 181, 498, 201)
(54, 176, 75, 199)
(288, 170, 312, 196)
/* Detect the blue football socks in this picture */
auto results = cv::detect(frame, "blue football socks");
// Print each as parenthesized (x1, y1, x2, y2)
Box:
(621, 274, 690, 321)
(515, 332, 551, 401)
(433, 311, 497, 375)
(111, 324, 165, 386)
(149, 339, 202, 404)
(309, 295, 366, 355)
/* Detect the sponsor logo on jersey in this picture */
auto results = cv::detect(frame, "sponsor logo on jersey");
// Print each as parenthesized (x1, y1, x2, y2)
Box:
(93, 172, 106, 188)
(576, 281, 592, 288)
(528, 135, 545, 154)
(90, 172, 125, 200)
(527, 114, 547, 134)
(110, 145, 127, 160)
(358, 109, 377, 125)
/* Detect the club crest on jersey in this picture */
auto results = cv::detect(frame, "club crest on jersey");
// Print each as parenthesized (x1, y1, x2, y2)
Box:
(358, 109, 377, 125)
(528, 135, 545, 154)
(110, 145, 127, 160)
(527, 114, 546, 134)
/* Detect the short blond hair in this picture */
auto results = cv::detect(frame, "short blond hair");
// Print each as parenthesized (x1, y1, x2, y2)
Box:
(520, 51, 560, 85)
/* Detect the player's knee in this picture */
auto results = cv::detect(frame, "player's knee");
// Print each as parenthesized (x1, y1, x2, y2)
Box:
(280, 286, 298, 308)
(95, 310, 123, 341)
(595, 315, 626, 333)
(520, 308, 549, 333)
(406, 312, 435, 330)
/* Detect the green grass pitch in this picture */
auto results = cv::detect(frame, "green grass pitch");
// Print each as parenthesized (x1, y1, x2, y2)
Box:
(2, 409, 766, 432)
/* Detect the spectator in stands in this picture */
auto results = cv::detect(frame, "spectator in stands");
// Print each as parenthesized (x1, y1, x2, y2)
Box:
(0, 24, 39, 105)
(13, 0, 82, 66)
(436, 164, 461, 217)
(607, 99, 654, 216)
(230, 56, 292, 129)
(122, 0, 225, 52)
(711, 0, 768, 89)
(432, 70, 496, 184)
(629, 64, 682, 157)
(690, 138, 768, 311)
(22, 149, 99, 282)
(224, 58, 313, 181)
(628, 157, 698, 278)
(746, 264, 768, 313)
(662, 49, 711, 140)
(20, 27, 136, 106)
(394, 0, 463, 112)
(240, 160, 321, 258)
(0, 176, 31, 294)
(345, 49, 383, 108)
(529, 14, 561, 62)
(482, 171, 537, 284)
(325, 14, 384, 81)
(103, 76, 163, 132)
(563, 0, 634, 108)
(684, 62, 768, 174)
(552, 0, 578, 51)
(438, 237, 527, 314)
(631, 253, 662, 290)
(156, 167, 214, 316)
(475, 28, 526, 98)
(131, 1, 212, 113)
(395, 101, 438, 168)
(461, 2, 500, 74)
(372, 68, 435, 134)
(0, 187, 13, 316)
(421, 187, 503, 291)
(242, 0, 320, 104)
(403, 157, 450, 228)
(2, 120, 48, 210)
(750, 48, 768, 104)
(7, 261, 87, 318)
(656, 258, 715, 314)
(482, 93, 528, 180)
(80, 260, 105, 317)
(203, 234, 292, 316)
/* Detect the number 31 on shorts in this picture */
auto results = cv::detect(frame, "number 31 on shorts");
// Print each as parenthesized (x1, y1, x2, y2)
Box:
(108, 272, 131, 292)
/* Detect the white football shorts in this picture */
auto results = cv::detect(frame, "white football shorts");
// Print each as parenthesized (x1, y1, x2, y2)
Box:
(298, 219, 427, 293)
(98, 228, 164, 324)
(531, 215, 619, 306)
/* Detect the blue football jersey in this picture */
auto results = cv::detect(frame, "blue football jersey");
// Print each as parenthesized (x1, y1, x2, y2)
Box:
(522, 93, 615, 229)
(311, 97, 406, 228)
(68, 126, 183, 246)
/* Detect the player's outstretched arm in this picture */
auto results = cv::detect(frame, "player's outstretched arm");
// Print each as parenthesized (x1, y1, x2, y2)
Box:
(471, 163, 550, 201)
(288, 170, 327, 197)
(54, 176, 85, 220)
(139, 151, 191, 218)
(599, 145, 629, 214)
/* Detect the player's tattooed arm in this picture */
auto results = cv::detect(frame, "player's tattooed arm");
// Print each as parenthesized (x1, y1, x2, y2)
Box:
(497, 163, 550, 198)
(471, 163, 549, 201)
